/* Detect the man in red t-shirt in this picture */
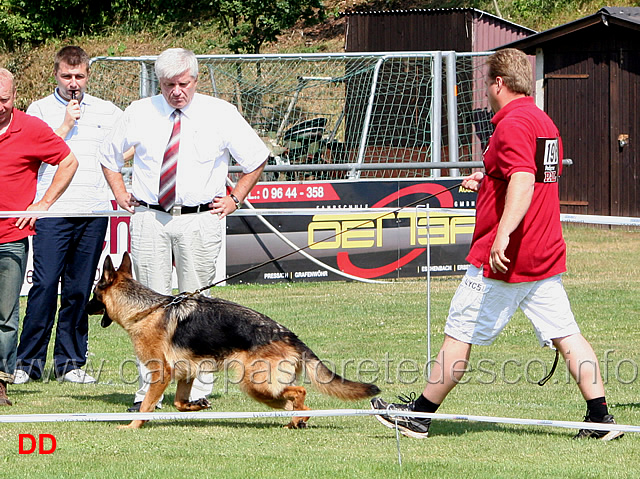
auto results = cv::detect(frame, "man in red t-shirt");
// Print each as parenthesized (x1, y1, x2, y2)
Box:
(0, 68, 78, 406)
(372, 49, 622, 441)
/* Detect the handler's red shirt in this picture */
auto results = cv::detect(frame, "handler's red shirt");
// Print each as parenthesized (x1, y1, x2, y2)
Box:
(466, 97, 566, 283)
(0, 109, 71, 243)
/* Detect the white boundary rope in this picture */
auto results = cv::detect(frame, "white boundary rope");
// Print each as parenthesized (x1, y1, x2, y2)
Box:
(2, 207, 637, 434)
(1, 408, 638, 434)
(0, 210, 129, 218)
(560, 213, 640, 227)
(2, 209, 640, 226)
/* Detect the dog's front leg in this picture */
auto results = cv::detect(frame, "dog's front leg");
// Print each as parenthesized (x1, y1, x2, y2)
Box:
(174, 379, 211, 412)
(119, 362, 171, 430)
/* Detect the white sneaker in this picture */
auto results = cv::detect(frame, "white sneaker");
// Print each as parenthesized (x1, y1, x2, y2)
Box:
(59, 369, 97, 384)
(13, 369, 31, 385)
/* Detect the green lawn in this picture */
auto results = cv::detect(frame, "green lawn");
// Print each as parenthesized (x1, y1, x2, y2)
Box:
(1, 225, 639, 478)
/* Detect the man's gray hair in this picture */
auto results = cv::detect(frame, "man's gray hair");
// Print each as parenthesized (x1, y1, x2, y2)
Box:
(0, 68, 15, 87)
(155, 48, 199, 81)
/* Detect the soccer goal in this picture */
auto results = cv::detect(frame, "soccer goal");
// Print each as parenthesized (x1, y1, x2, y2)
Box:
(89, 51, 493, 181)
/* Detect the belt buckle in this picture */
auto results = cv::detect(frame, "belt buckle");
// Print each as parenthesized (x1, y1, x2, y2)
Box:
(169, 205, 182, 216)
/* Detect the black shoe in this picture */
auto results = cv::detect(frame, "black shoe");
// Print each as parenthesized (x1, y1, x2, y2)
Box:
(127, 402, 161, 412)
(371, 393, 431, 439)
(573, 414, 624, 441)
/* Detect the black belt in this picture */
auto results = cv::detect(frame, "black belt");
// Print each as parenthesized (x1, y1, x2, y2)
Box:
(138, 201, 212, 216)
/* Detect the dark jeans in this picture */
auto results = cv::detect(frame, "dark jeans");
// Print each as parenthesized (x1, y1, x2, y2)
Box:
(16, 217, 107, 379)
(0, 238, 28, 382)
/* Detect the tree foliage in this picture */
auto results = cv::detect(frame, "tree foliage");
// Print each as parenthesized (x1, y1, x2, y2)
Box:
(211, 0, 324, 54)
(0, 0, 115, 50)
(0, 0, 324, 53)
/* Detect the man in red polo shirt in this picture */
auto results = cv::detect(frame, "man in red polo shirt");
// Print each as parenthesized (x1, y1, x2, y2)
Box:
(371, 49, 622, 441)
(0, 68, 77, 406)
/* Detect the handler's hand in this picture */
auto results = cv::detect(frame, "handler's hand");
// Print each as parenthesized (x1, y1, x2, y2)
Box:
(62, 99, 81, 131)
(462, 171, 484, 192)
(489, 233, 510, 274)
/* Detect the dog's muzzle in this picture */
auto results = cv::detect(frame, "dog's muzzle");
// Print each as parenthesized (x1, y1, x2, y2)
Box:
(86, 297, 113, 327)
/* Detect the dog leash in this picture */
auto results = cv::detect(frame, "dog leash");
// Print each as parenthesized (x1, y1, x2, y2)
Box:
(163, 179, 560, 384)
(537, 349, 560, 386)
(186, 181, 464, 295)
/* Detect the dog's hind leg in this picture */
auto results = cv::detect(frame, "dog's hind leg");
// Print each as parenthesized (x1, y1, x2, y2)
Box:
(174, 379, 211, 411)
(281, 385, 311, 429)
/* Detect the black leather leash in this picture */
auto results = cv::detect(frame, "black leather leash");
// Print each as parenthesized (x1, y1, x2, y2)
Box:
(187, 181, 464, 294)
(537, 349, 560, 386)
(171, 179, 560, 383)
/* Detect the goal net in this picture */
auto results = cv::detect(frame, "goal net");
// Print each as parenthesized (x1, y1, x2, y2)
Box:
(89, 52, 493, 181)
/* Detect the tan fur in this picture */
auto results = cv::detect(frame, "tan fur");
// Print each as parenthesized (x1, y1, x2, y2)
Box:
(87, 253, 380, 430)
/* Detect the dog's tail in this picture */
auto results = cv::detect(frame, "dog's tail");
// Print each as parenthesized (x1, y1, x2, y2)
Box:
(301, 347, 380, 400)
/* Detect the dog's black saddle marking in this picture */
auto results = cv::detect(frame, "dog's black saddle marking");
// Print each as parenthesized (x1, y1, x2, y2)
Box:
(169, 296, 304, 359)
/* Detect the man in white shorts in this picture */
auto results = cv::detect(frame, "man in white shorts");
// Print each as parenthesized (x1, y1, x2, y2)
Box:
(371, 48, 623, 441)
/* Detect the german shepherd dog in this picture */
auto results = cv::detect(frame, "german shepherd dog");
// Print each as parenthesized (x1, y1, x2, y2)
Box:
(86, 253, 380, 429)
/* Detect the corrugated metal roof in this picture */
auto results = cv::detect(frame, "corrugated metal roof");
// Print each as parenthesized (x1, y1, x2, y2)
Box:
(501, 7, 640, 51)
(342, 8, 536, 34)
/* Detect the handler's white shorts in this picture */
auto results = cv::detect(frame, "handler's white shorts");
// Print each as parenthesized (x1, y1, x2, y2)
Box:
(444, 265, 580, 347)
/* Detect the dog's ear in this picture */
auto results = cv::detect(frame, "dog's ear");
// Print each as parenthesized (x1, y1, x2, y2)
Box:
(103, 255, 117, 283)
(118, 251, 133, 276)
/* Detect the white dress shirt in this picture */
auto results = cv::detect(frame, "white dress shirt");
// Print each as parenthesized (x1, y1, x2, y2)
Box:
(100, 93, 269, 206)
(27, 89, 122, 212)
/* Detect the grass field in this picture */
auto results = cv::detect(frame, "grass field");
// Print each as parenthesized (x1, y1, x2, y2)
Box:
(1, 225, 639, 478)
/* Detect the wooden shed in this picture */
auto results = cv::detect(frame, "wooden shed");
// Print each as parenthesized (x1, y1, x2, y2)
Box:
(502, 7, 640, 218)
(344, 8, 535, 53)
(342, 9, 535, 177)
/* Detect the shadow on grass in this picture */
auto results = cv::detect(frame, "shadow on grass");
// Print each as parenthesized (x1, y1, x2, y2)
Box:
(64, 392, 348, 430)
(370, 420, 573, 438)
(433, 420, 571, 438)
(68, 392, 224, 408)
(94, 413, 347, 431)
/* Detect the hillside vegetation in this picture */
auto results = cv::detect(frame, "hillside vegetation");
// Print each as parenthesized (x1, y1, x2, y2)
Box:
(1, 0, 638, 110)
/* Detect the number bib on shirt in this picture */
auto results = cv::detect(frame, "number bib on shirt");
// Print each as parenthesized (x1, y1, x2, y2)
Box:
(535, 137, 560, 183)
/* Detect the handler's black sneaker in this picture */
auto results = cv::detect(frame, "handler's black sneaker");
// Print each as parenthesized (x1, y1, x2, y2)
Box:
(573, 414, 624, 441)
(371, 394, 431, 439)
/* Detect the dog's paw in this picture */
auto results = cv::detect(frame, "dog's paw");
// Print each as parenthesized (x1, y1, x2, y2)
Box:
(176, 398, 211, 411)
(192, 398, 211, 410)
(284, 420, 307, 429)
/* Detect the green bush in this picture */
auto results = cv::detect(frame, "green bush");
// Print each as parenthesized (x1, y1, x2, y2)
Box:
(0, 0, 324, 53)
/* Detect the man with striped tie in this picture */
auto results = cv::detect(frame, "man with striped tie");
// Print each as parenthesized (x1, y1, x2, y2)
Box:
(100, 48, 268, 411)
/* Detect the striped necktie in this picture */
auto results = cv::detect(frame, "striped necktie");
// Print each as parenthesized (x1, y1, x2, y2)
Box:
(158, 109, 181, 211)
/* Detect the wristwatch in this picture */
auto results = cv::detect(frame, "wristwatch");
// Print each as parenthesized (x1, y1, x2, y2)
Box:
(229, 193, 241, 209)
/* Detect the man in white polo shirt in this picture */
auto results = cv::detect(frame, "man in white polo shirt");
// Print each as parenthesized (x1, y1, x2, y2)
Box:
(14, 46, 126, 385)
(100, 48, 268, 412)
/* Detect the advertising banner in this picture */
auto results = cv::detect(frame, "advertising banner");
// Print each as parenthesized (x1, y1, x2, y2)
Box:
(19, 178, 477, 294)
(226, 178, 477, 284)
